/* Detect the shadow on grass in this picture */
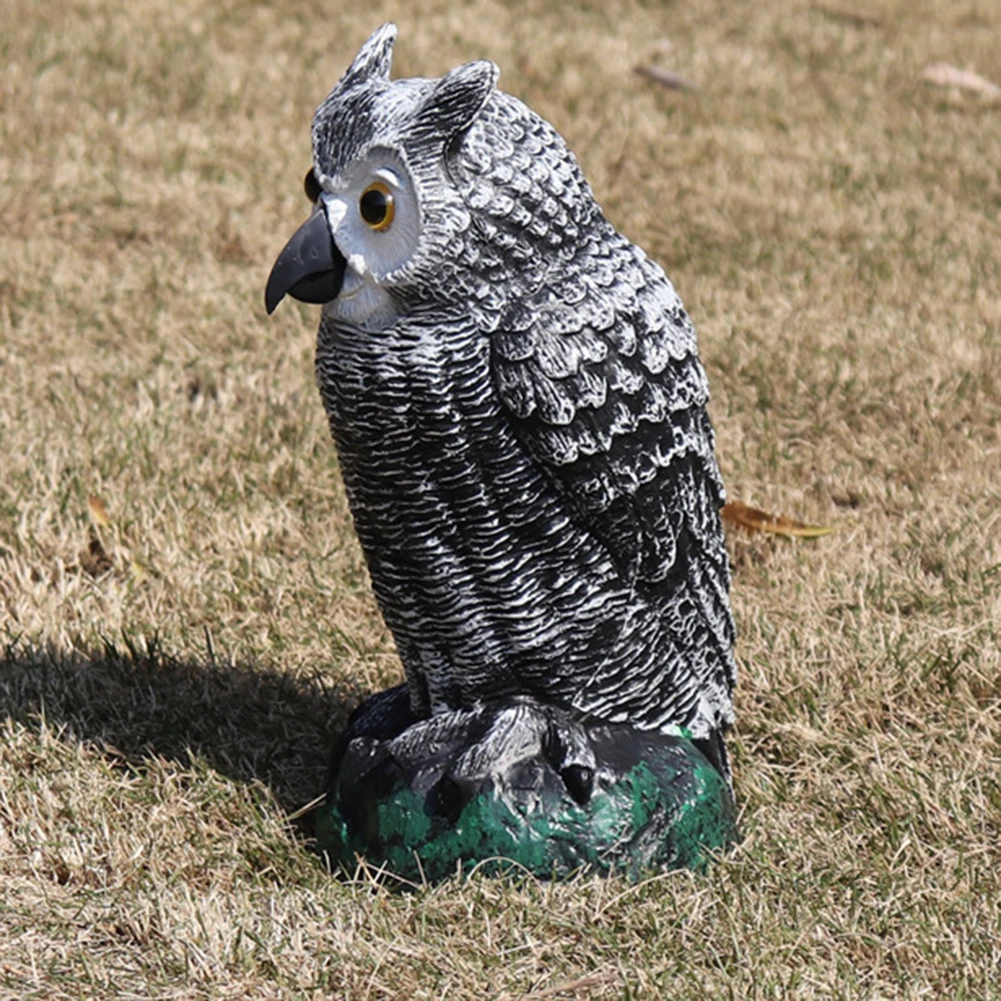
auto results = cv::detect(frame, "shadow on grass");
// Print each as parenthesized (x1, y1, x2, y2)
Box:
(0, 633, 359, 820)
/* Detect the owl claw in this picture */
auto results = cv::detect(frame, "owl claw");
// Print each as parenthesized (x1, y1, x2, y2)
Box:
(560, 763, 595, 805)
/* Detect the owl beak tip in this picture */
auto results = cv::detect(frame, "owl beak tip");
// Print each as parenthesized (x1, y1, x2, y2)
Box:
(264, 280, 283, 316)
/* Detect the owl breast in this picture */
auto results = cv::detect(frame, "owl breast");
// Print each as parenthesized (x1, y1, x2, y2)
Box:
(314, 312, 666, 718)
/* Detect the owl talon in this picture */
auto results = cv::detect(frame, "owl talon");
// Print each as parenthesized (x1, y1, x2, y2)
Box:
(560, 763, 594, 805)
(430, 775, 467, 824)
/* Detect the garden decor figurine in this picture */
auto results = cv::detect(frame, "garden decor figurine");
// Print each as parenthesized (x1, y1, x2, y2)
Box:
(266, 24, 738, 880)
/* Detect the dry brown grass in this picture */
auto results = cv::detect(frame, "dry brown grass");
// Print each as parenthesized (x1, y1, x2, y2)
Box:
(2, 0, 1000, 997)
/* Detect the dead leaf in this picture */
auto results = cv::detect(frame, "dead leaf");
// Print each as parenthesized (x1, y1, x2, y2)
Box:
(87, 495, 111, 527)
(78, 534, 114, 577)
(722, 501, 834, 539)
(634, 65, 698, 92)
(921, 63, 1001, 100)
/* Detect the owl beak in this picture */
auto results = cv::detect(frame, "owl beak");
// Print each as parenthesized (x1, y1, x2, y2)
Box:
(264, 208, 346, 315)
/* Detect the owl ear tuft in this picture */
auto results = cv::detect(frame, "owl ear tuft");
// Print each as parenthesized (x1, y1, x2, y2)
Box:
(413, 59, 499, 139)
(340, 23, 397, 88)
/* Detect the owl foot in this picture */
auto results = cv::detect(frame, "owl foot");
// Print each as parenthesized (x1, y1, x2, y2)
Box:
(316, 686, 738, 883)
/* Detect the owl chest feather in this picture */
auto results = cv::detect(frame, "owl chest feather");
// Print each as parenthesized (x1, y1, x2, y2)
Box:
(315, 316, 637, 710)
(318, 317, 561, 554)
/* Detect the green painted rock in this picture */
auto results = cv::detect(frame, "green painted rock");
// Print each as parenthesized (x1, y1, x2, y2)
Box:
(316, 687, 738, 882)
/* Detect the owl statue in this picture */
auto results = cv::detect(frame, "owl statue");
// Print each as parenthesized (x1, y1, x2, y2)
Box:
(266, 24, 738, 879)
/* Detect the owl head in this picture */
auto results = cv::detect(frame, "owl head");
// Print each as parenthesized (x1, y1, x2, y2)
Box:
(266, 24, 600, 330)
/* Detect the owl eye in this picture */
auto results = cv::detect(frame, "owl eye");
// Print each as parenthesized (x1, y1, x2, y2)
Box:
(359, 181, 395, 231)
(304, 167, 322, 203)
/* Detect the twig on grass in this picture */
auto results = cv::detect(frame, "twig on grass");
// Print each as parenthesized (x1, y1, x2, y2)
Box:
(921, 62, 1001, 101)
(634, 65, 698, 92)
(285, 791, 326, 822)
(812, 3, 883, 28)
(500, 969, 621, 1001)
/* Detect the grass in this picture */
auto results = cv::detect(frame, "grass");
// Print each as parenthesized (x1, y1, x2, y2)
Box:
(1, 0, 1000, 996)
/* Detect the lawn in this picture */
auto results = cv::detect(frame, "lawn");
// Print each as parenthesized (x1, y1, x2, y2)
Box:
(1, 0, 999, 997)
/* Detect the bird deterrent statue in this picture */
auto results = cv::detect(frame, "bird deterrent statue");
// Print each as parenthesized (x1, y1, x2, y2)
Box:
(266, 24, 738, 880)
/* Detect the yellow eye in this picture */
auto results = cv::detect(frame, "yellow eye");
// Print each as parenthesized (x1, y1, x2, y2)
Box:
(359, 181, 395, 231)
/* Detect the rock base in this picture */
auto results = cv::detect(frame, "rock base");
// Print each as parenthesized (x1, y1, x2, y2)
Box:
(316, 686, 738, 883)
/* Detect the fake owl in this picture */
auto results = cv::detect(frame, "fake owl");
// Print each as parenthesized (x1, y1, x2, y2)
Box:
(266, 24, 737, 809)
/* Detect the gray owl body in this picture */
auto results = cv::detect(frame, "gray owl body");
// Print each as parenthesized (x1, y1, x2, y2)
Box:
(267, 25, 736, 776)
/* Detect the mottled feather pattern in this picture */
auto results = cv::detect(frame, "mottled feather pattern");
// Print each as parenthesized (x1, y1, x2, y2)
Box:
(449, 92, 736, 716)
(308, 31, 736, 763)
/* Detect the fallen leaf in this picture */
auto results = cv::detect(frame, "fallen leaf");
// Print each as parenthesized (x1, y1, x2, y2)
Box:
(634, 65, 698, 92)
(921, 63, 1001, 100)
(79, 534, 114, 577)
(87, 495, 111, 527)
(722, 501, 834, 539)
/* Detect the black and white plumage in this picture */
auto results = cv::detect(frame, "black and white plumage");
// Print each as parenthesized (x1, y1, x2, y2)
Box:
(267, 25, 736, 778)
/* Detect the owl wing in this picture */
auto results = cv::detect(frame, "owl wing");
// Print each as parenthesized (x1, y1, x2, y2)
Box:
(489, 228, 737, 728)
